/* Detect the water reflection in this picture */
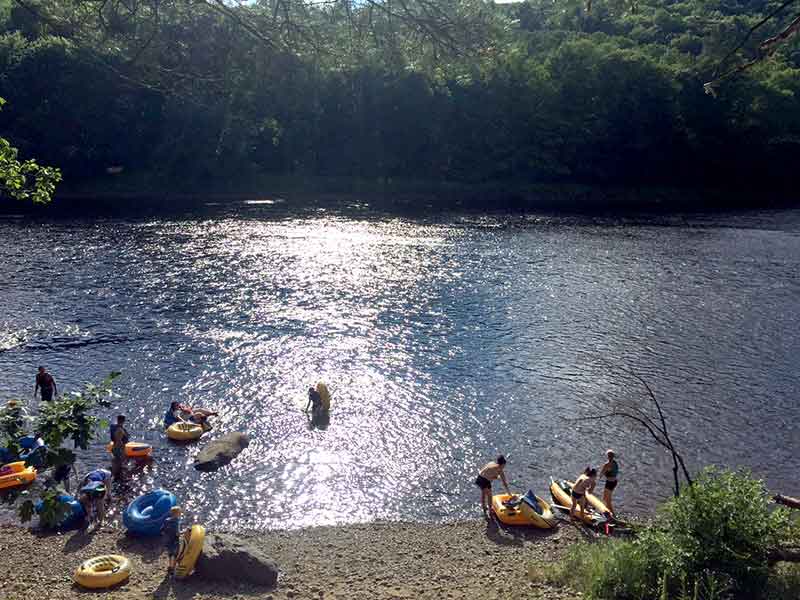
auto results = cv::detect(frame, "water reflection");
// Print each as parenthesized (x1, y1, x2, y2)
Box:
(1, 208, 799, 530)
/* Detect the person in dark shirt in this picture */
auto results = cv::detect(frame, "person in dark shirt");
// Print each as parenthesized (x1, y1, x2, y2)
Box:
(34, 366, 57, 402)
(305, 387, 323, 414)
(161, 506, 184, 575)
(109, 415, 129, 478)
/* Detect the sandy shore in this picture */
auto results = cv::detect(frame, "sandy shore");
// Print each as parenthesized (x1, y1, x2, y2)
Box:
(0, 519, 584, 599)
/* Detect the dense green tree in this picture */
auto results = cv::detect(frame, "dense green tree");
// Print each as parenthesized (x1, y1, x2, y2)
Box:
(0, 0, 798, 196)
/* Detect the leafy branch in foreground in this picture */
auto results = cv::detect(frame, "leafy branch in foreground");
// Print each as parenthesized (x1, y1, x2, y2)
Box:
(0, 372, 121, 527)
(0, 98, 62, 204)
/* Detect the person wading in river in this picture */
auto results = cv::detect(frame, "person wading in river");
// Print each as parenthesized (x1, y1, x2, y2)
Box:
(110, 414, 129, 479)
(474, 455, 512, 519)
(34, 366, 57, 402)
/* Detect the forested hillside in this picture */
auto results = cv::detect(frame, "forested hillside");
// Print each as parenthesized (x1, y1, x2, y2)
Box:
(1, 0, 799, 192)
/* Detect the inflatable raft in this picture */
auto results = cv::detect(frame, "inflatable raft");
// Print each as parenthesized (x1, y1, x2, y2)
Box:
(175, 524, 206, 578)
(316, 382, 331, 410)
(166, 422, 204, 441)
(35, 493, 86, 529)
(74, 555, 131, 589)
(123, 489, 176, 536)
(106, 441, 153, 458)
(549, 478, 607, 526)
(492, 490, 556, 528)
(0, 461, 36, 490)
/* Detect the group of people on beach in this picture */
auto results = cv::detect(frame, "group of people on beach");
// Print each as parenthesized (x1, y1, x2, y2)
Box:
(33, 368, 205, 575)
(475, 449, 620, 519)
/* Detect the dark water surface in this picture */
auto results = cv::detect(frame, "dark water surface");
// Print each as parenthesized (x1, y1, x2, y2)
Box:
(1, 202, 799, 530)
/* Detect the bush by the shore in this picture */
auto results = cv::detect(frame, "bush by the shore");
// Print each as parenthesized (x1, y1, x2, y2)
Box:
(533, 469, 800, 600)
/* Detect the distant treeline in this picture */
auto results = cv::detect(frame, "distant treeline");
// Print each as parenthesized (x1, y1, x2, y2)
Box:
(1, 0, 799, 192)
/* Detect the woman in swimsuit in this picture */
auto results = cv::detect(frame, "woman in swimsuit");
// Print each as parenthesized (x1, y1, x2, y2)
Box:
(570, 467, 597, 520)
(474, 455, 511, 518)
(600, 449, 619, 514)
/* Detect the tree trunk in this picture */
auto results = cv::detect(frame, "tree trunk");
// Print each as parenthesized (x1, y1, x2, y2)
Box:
(774, 494, 800, 510)
(768, 546, 800, 564)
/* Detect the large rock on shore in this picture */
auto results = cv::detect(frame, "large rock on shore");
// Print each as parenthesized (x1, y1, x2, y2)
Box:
(196, 532, 279, 587)
(193, 432, 249, 472)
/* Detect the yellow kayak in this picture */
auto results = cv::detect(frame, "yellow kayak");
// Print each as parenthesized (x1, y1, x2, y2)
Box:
(549, 478, 606, 525)
(492, 491, 557, 528)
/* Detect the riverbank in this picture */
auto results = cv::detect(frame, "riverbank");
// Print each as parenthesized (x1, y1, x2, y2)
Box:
(4, 172, 797, 215)
(0, 519, 583, 599)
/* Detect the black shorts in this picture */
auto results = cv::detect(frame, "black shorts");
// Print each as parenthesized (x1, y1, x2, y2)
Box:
(474, 475, 492, 490)
(41, 388, 53, 402)
(605, 479, 618, 491)
(571, 490, 584, 500)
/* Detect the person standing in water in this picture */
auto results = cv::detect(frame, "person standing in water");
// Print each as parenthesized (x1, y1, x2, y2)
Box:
(474, 455, 512, 518)
(34, 366, 57, 402)
(110, 415, 129, 478)
(305, 386, 323, 413)
(600, 449, 619, 515)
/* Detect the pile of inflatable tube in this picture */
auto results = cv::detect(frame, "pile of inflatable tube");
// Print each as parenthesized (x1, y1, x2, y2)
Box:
(123, 489, 177, 536)
(74, 555, 131, 589)
(35, 493, 86, 529)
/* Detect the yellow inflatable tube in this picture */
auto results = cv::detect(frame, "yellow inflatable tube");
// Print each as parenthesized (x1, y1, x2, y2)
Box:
(166, 422, 204, 441)
(74, 554, 131, 589)
(175, 525, 206, 578)
(0, 461, 36, 490)
(315, 382, 331, 410)
(106, 441, 153, 458)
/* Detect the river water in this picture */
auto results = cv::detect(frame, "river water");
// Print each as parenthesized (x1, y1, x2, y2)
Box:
(1, 202, 799, 530)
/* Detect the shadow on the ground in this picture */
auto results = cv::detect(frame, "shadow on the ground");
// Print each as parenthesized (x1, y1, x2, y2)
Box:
(484, 513, 585, 548)
(62, 529, 94, 554)
(115, 533, 164, 564)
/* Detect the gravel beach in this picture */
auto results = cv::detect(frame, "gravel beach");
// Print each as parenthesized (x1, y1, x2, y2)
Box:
(0, 519, 584, 599)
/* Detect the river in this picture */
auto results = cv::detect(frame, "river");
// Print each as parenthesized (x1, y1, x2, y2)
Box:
(1, 201, 799, 530)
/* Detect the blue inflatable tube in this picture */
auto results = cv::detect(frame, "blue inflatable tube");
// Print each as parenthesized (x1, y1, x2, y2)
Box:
(123, 489, 177, 536)
(35, 494, 86, 530)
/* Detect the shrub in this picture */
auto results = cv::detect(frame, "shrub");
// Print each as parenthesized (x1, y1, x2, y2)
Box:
(544, 469, 796, 599)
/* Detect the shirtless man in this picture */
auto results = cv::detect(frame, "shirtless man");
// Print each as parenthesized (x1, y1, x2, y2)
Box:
(34, 366, 57, 401)
(474, 455, 512, 518)
(570, 467, 598, 520)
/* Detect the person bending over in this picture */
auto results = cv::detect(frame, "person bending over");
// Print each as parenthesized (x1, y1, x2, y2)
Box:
(474, 455, 511, 519)
(570, 467, 597, 520)
(78, 468, 112, 529)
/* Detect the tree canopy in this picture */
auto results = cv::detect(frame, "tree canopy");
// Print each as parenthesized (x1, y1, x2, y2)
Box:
(1, 0, 798, 195)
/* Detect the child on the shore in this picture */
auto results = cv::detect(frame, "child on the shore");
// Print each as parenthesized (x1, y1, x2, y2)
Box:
(161, 506, 184, 575)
